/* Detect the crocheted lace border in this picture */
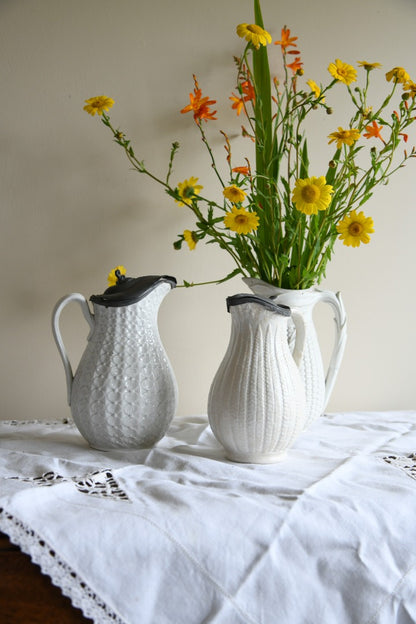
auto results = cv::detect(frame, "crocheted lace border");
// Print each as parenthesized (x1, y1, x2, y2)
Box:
(0, 508, 125, 624)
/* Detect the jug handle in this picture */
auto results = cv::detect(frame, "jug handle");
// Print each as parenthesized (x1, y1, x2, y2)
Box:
(291, 310, 306, 369)
(51, 293, 95, 406)
(314, 290, 347, 410)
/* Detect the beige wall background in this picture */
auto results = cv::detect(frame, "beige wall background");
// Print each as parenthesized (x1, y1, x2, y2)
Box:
(1, 0, 415, 422)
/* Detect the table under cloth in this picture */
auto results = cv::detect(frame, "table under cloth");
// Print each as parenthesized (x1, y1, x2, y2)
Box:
(1, 411, 416, 624)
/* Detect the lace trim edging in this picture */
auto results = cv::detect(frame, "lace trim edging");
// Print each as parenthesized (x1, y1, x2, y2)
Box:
(0, 418, 74, 426)
(0, 508, 126, 624)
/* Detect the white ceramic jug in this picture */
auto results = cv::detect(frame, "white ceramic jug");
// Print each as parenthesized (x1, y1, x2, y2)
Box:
(208, 294, 306, 463)
(52, 273, 178, 450)
(243, 278, 347, 427)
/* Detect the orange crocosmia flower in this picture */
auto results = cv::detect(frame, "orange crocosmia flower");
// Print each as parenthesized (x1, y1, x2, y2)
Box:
(230, 80, 255, 116)
(363, 121, 384, 141)
(400, 133, 409, 143)
(287, 57, 303, 74)
(274, 27, 298, 50)
(230, 93, 245, 115)
(232, 166, 250, 175)
(241, 80, 255, 102)
(181, 89, 217, 122)
(181, 77, 217, 123)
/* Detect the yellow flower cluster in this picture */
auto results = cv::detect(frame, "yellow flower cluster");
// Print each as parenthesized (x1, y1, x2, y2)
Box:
(336, 211, 374, 247)
(183, 230, 197, 250)
(84, 96, 114, 116)
(175, 177, 203, 207)
(236, 23, 272, 49)
(328, 127, 361, 149)
(386, 67, 410, 84)
(328, 59, 357, 85)
(224, 206, 260, 235)
(107, 265, 126, 287)
(292, 177, 333, 216)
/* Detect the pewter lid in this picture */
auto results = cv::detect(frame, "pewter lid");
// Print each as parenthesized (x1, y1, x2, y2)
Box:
(226, 293, 291, 316)
(90, 273, 177, 307)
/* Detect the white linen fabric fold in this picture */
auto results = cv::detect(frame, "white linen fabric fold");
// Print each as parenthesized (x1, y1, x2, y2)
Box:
(1, 411, 416, 624)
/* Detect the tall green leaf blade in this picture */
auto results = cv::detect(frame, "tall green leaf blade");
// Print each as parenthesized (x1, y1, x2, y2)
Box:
(253, 0, 272, 188)
(299, 140, 309, 179)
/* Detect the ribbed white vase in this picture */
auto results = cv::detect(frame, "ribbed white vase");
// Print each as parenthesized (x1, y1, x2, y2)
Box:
(243, 278, 347, 428)
(208, 294, 306, 463)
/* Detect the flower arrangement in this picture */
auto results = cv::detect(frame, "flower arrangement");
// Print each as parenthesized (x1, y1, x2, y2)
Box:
(84, 0, 416, 290)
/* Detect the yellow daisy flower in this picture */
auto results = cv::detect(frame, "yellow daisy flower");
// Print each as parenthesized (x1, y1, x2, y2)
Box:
(336, 210, 374, 247)
(328, 127, 361, 149)
(328, 59, 357, 85)
(403, 80, 416, 98)
(357, 61, 382, 71)
(385, 67, 410, 84)
(307, 80, 325, 103)
(83, 96, 115, 116)
(223, 185, 246, 204)
(224, 206, 259, 235)
(183, 230, 197, 250)
(292, 176, 333, 215)
(175, 177, 203, 206)
(236, 23, 272, 49)
(107, 265, 126, 287)
(362, 106, 373, 119)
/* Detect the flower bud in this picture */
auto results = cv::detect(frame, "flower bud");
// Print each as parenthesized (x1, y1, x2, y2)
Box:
(326, 107, 333, 115)
(328, 160, 336, 168)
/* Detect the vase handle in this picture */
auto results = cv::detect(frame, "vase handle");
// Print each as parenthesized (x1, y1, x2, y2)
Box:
(315, 290, 347, 409)
(51, 293, 95, 406)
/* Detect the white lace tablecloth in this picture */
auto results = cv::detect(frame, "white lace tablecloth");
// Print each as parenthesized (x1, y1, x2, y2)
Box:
(1, 411, 416, 624)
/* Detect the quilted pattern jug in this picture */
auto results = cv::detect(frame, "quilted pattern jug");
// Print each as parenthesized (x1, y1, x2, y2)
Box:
(52, 272, 178, 450)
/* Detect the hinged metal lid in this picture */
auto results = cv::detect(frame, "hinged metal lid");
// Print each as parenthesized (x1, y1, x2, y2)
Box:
(90, 273, 177, 307)
(226, 293, 291, 316)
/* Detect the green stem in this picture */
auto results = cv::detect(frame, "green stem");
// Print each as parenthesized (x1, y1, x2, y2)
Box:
(196, 122, 226, 189)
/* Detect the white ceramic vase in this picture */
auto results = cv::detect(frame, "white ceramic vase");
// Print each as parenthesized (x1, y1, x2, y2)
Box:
(208, 294, 307, 463)
(52, 275, 178, 450)
(243, 278, 347, 427)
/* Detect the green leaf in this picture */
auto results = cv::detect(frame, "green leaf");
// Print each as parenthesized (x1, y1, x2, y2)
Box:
(253, 0, 273, 194)
(280, 177, 292, 204)
(325, 148, 341, 185)
(215, 268, 242, 283)
(299, 140, 309, 179)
